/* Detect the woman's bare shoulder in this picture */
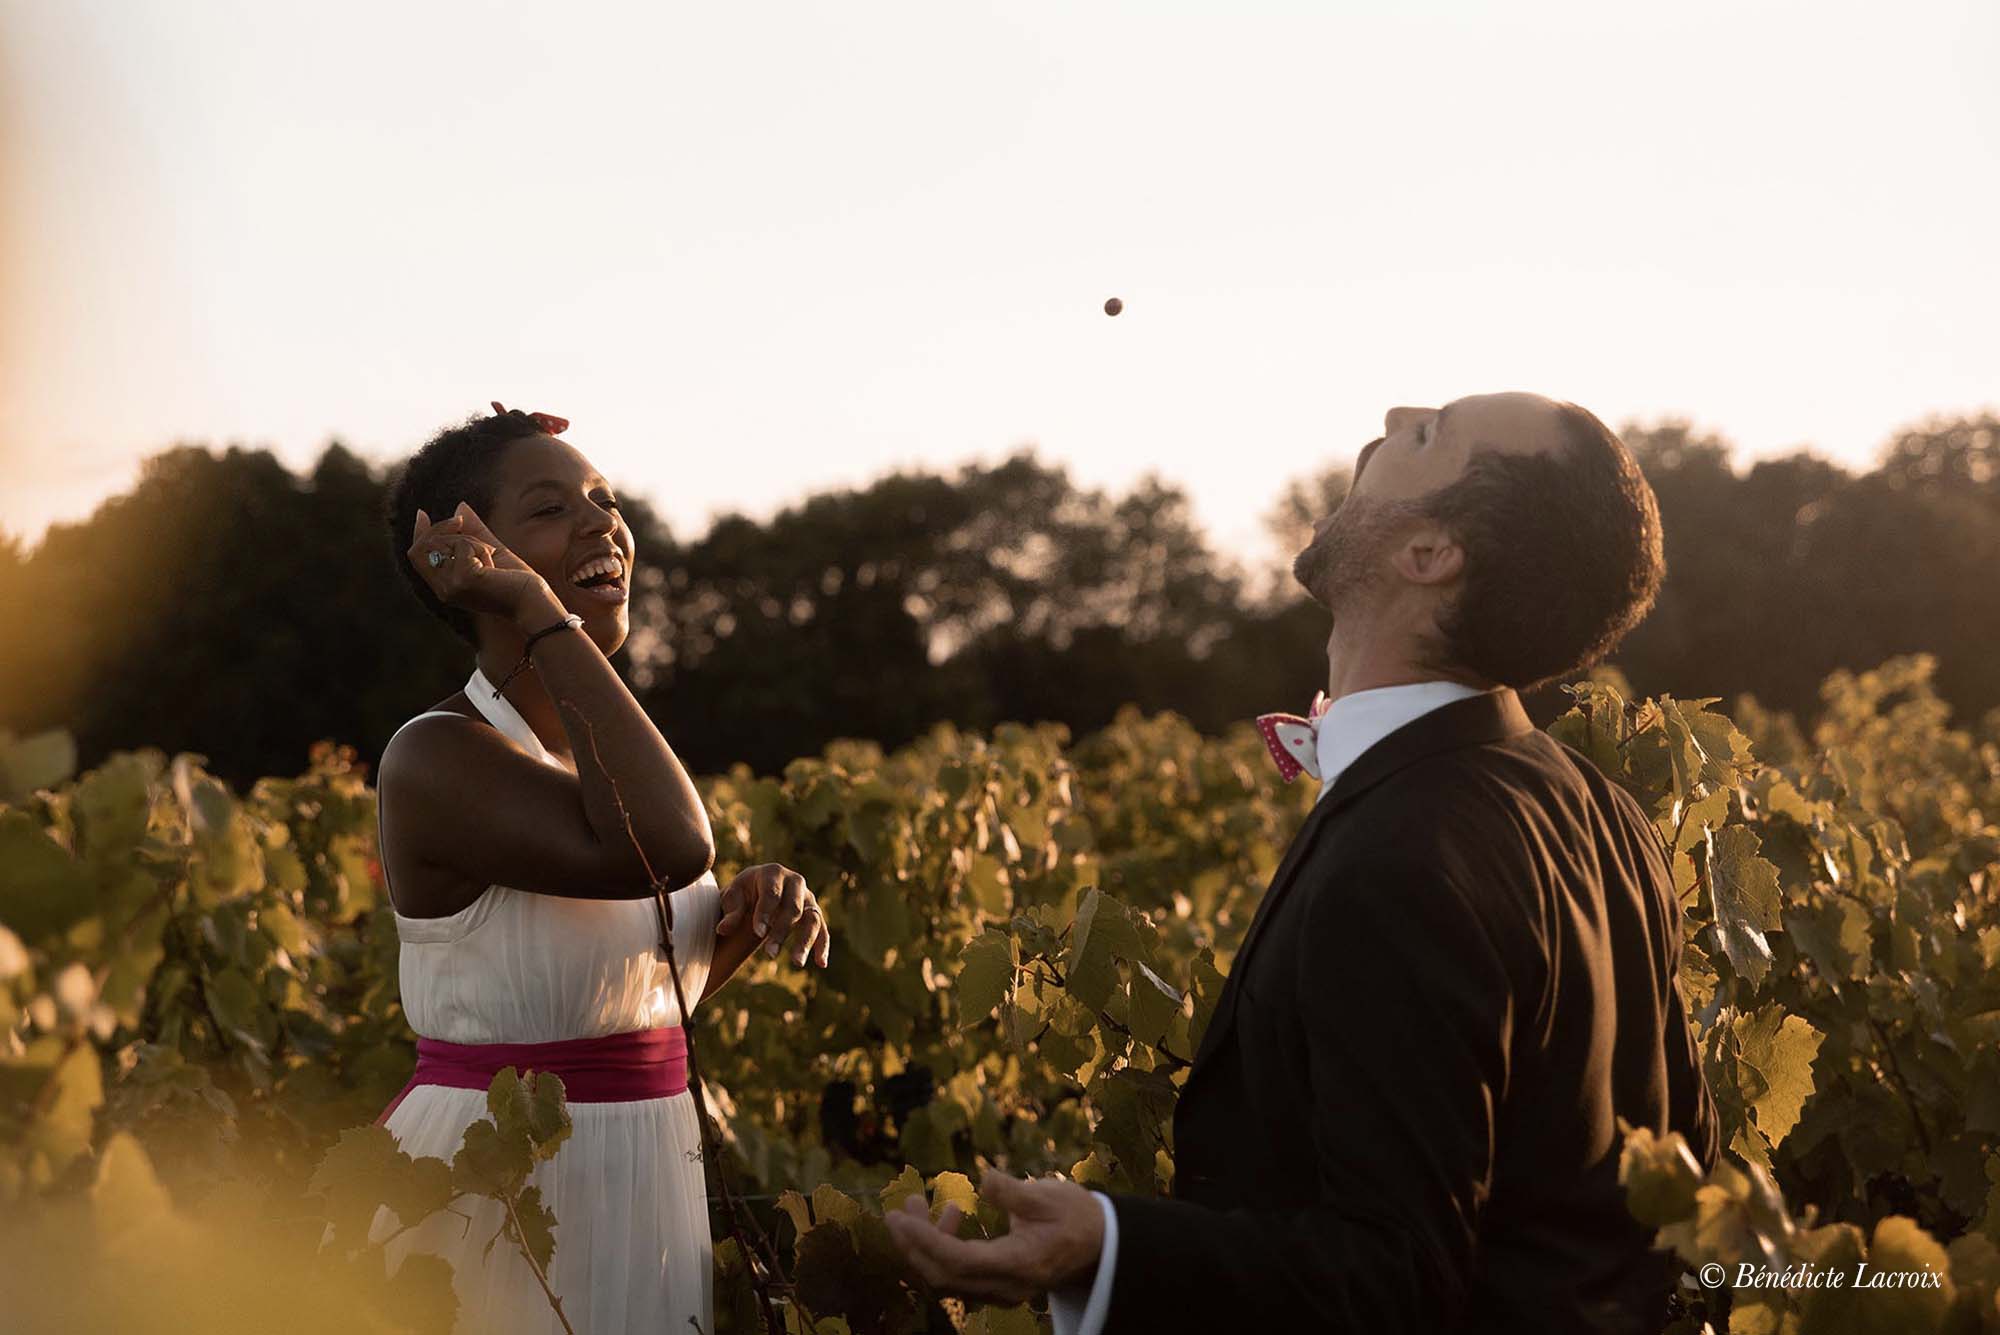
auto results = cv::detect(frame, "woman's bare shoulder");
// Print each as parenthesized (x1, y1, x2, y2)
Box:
(377, 694, 499, 918)
(377, 690, 644, 904)
(379, 693, 493, 780)
(425, 688, 481, 721)
(393, 691, 482, 736)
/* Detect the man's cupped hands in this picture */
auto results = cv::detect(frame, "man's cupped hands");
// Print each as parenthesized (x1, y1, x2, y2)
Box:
(884, 1170, 1104, 1306)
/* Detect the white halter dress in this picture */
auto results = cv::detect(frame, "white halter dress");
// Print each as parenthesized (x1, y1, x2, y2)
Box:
(371, 667, 721, 1335)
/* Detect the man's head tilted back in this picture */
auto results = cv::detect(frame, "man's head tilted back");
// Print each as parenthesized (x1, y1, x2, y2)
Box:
(1292, 392, 1665, 694)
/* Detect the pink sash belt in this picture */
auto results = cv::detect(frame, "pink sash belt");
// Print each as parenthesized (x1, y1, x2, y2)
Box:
(375, 1027, 689, 1126)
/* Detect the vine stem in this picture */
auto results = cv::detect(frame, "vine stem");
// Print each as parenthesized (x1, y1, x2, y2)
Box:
(502, 1190, 579, 1335)
(560, 694, 792, 1335)
(1030, 956, 1191, 1070)
(1864, 1016, 1935, 1157)
(1091, 1007, 1191, 1071)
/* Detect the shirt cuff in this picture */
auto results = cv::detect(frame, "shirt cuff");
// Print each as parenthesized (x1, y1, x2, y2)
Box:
(1048, 1191, 1118, 1335)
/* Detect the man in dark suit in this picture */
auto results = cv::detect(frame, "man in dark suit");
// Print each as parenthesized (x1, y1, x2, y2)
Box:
(888, 392, 1721, 1333)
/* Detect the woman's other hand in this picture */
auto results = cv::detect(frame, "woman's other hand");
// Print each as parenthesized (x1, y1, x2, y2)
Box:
(717, 863, 831, 968)
(408, 501, 556, 621)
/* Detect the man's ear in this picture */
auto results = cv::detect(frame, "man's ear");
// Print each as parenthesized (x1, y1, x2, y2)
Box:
(1390, 523, 1463, 587)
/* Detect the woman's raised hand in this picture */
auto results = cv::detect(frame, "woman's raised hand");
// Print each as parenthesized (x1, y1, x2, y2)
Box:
(717, 864, 831, 968)
(408, 501, 556, 621)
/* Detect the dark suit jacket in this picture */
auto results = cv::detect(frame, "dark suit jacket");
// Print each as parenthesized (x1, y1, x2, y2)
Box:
(1106, 687, 1720, 1334)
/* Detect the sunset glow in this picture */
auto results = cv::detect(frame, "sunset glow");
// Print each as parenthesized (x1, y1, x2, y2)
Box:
(3, 0, 1994, 561)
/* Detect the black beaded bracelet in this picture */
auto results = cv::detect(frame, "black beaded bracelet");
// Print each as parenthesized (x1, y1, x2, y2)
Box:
(490, 613, 585, 698)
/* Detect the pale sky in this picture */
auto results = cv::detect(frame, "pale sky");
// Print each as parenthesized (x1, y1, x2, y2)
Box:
(3, 1, 1995, 565)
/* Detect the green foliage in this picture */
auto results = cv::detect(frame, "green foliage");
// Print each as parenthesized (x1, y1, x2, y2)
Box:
(0, 1128, 461, 1334)
(12, 413, 2000, 798)
(1565, 656, 2000, 1330)
(0, 739, 580, 1330)
(1620, 1127, 2000, 1334)
(2, 653, 1995, 1333)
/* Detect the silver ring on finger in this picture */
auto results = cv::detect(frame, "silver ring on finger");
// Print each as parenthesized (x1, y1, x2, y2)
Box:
(428, 549, 447, 567)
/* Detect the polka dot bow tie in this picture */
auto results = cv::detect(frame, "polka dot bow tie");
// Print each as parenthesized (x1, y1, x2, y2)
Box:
(1255, 691, 1331, 783)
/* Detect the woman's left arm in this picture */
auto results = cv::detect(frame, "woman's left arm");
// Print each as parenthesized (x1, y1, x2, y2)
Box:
(701, 863, 831, 1003)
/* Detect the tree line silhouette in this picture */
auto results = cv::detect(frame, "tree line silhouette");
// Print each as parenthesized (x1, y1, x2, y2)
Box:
(1, 412, 1994, 789)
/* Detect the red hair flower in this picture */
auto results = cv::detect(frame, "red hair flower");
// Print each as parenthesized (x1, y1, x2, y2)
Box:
(490, 400, 569, 436)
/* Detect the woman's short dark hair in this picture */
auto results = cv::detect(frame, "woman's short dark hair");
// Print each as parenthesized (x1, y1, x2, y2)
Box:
(384, 409, 552, 646)
(1414, 402, 1665, 692)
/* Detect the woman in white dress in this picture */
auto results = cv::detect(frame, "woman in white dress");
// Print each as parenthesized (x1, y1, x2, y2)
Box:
(370, 404, 831, 1334)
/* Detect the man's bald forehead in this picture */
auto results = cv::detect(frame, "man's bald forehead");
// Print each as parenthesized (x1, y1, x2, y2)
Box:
(1441, 392, 1576, 458)
(1447, 391, 1564, 413)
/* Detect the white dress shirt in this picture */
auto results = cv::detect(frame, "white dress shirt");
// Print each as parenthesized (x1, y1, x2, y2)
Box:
(1048, 679, 1490, 1335)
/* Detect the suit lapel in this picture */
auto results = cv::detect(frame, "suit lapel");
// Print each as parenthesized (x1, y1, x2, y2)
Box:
(1188, 687, 1533, 1076)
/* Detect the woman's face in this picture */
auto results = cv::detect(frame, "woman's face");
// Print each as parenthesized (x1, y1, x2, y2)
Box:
(482, 434, 635, 652)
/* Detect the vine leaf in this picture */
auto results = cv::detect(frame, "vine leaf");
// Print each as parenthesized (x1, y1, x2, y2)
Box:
(1732, 1005, 1823, 1146)
(74, 753, 155, 861)
(1127, 961, 1181, 1048)
(1683, 705, 1751, 788)
(956, 929, 1014, 1026)
(452, 1117, 530, 1198)
(1679, 938, 1718, 1016)
(1617, 1125, 1704, 1229)
(1086, 1066, 1175, 1189)
(793, 1220, 856, 1316)
(1859, 1216, 1955, 1330)
(776, 1188, 813, 1241)
(511, 1183, 559, 1276)
(1677, 787, 1730, 852)
(22, 1039, 104, 1178)
(1705, 826, 1783, 987)
(1187, 948, 1226, 1056)
(203, 967, 270, 1053)
(488, 1067, 573, 1164)
(1036, 1024, 1092, 1081)
(1657, 700, 1708, 802)
(0, 811, 96, 941)
(0, 727, 76, 803)
(1784, 897, 1873, 985)
(964, 1306, 1043, 1335)
(309, 1124, 409, 1248)
(929, 1171, 979, 1234)
(1066, 889, 1139, 1013)
(811, 1182, 864, 1231)
(878, 1165, 924, 1218)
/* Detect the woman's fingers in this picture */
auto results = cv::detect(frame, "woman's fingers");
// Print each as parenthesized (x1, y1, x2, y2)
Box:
(730, 864, 828, 968)
(751, 866, 780, 935)
(452, 501, 499, 543)
(762, 871, 809, 958)
(718, 865, 766, 934)
(409, 508, 466, 562)
(716, 891, 750, 935)
(453, 503, 523, 564)
(416, 533, 488, 575)
(407, 529, 454, 574)
(410, 507, 474, 556)
(408, 531, 506, 608)
(412, 504, 538, 584)
(788, 902, 824, 966)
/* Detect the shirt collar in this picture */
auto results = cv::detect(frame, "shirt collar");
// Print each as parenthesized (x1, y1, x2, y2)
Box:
(1315, 680, 1491, 800)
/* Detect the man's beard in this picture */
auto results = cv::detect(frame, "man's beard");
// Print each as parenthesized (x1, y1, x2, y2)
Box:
(1292, 494, 1424, 616)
